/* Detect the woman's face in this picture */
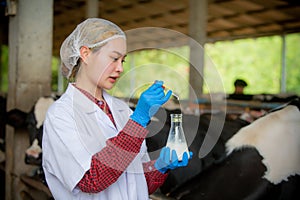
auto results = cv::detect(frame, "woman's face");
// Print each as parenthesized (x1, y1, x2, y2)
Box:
(84, 37, 127, 90)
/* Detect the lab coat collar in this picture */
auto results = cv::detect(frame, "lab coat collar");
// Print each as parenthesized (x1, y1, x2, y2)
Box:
(102, 90, 130, 132)
(66, 83, 127, 113)
(66, 83, 98, 113)
(66, 83, 129, 132)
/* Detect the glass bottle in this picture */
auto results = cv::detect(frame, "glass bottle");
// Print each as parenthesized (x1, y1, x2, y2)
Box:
(166, 113, 190, 161)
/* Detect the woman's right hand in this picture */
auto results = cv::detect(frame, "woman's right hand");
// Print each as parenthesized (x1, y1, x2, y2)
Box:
(130, 81, 172, 127)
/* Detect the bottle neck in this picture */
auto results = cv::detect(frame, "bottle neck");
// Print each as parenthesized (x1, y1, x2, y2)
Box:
(170, 114, 182, 123)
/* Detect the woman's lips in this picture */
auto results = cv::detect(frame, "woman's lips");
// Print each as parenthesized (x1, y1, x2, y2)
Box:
(109, 76, 119, 83)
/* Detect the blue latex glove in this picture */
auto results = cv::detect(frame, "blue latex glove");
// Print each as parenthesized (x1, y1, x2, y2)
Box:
(154, 147, 193, 174)
(130, 81, 172, 127)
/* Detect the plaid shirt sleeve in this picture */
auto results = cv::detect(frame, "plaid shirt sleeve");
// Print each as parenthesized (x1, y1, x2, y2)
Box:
(143, 160, 169, 194)
(77, 119, 150, 193)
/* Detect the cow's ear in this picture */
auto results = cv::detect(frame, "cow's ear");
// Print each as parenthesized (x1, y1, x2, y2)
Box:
(6, 109, 28, 128)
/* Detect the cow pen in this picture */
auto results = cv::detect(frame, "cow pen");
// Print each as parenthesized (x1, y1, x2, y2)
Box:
(1, 0, 300, 200)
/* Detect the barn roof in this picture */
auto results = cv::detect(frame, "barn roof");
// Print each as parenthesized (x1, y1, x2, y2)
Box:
(1, 0, 300, 56)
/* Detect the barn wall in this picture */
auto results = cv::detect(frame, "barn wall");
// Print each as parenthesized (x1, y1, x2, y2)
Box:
(6, 0, 53, 199)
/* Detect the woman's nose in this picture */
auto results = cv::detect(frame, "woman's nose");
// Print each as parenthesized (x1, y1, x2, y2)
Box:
(116, 61, 124, 72)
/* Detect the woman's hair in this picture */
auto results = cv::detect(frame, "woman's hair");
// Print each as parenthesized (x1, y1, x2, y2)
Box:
(65, 45, 103, 81)
(60, 18, 126, 79)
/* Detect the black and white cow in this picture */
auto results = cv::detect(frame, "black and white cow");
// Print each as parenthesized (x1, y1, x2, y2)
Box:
(24, 96, 56, 166)
(2, 96, 56, 187)
(0, 96, 34, 162)
(167, 99, 300, 200)
(147, 108, 250, 195)
(5, 95, 250, 192)
(4, 96, 56, 166)
(0, 96, 55, 198)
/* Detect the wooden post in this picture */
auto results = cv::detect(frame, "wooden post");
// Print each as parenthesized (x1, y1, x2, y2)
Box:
(86, 0, 99, 18)
(6, 0, 53, 199)
(280, 34, 286, 93)
(188, 0, 207, 100)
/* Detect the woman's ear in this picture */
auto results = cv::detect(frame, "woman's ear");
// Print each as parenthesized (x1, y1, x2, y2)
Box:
(79, 46, 90, 64)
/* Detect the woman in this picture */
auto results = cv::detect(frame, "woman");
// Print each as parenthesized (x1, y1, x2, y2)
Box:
(42, 18, 191, 199)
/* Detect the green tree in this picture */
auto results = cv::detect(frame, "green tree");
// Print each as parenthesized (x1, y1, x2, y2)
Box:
(111, 47, 190, 98)
(286, 33, 300, 94)
(0, 45, 8, 93)
(205, 35, 286, 95)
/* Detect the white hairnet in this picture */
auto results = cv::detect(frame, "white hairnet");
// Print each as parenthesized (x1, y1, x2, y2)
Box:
(60, 18, 126, 79)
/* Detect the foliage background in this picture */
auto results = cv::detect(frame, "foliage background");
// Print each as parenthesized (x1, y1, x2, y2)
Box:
(205, 33, 300, 95)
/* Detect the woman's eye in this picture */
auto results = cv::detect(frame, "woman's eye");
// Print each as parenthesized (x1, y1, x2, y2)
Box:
(111, 56, 125, 63)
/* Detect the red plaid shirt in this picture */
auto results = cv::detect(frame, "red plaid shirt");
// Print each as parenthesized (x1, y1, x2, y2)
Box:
(75, 86, 168, 194)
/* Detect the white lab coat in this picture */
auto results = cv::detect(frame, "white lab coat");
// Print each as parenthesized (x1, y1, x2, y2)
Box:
(42, 84, 150, 200)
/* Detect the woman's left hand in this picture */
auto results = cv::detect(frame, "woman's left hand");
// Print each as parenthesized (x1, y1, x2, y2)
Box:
(154, 147, 193, 174)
